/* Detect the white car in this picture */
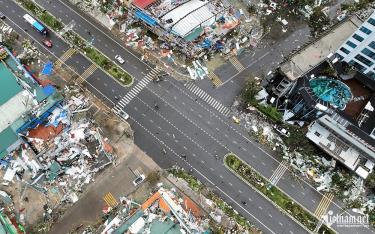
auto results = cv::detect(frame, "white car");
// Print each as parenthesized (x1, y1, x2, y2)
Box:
(132, 174, 145, 186)
(337, 14, 346, 21)
(115, 55, 125, 64)
(119, 109, 129, 120)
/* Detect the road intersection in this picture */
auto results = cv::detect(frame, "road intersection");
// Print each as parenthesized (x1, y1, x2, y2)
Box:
(2, 0, 373, 233)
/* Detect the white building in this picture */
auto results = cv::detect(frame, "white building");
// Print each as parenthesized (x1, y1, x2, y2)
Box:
(336, 11, 375, 79)
(306, 112, 375, 179)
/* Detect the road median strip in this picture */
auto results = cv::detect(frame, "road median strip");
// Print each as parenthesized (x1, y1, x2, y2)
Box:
(168, 167, 261, 233)
(16, 0, 133, 87)
(224, 153, 335, 234)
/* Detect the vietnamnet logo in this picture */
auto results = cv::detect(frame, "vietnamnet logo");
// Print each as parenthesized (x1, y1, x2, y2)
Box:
(324, 210, 369, 228)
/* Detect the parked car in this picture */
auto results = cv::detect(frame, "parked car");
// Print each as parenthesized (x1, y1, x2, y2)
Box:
(273, 125, 290, 137)
(118, 109, 129, 120)
(115, 55, 125, 64)
(337, 14, 347, 21)
(42, 39, 53, 48)
(0, 12, 6, 20)
(132, 174, 145, 186)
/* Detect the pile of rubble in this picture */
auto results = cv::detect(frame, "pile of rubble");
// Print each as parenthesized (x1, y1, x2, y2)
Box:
(231, 97, 372, 204)
(99, 186, 211, 234)
(1, 91, 113, 203)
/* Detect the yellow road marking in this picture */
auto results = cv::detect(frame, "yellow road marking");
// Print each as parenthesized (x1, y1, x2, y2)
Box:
(80, 63, 97, 82)
(314, 193, 334, 218)
(55, 47, 76, 68)
(208, 72, 223, 87)
(229, 57, 245, 72)
(103, 192, 118, 207)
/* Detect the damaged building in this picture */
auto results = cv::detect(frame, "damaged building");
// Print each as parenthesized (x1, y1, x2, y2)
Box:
(129, 0, 240, 57)
(264, 15, 375, 178)
(101, 187, 209, 234)
(0, 44, 113, 203)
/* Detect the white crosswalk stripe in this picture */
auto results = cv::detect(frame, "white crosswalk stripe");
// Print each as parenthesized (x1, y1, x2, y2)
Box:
(114, 68, 160, 109)
(269, 161, 289, 185)
(185, 82, 231, 117)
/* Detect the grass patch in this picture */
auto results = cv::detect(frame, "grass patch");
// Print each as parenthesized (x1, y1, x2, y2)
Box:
(255, 103, 283, 123)
(241, 80, 282, 123)
(225, 154, 335, 234)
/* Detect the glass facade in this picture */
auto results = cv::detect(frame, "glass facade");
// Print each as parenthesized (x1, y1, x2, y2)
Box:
(360, 26, 372, 35)
(353, 34, 364, 42)
(362, 48, 375, 60)
(369, 41, 375, 50)
(346, 40, 357, 48)
(368, 18, 375, 26)
(340, 47, 350, 54)
(349, 60, 365, 72)
(355, 54, 373, 66)
(367, 71, 375, 79)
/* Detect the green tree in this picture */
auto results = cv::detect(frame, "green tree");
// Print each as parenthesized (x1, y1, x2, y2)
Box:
(308, 7, 330, 35)
(365, 171, 375, 191)
(146, 170, 161, 186)
(241, 80, 260, 107)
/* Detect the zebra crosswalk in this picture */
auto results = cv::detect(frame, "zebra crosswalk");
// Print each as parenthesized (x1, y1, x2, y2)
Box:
(207, 72, 223, 87)
(103, 192, 118, 207)
(229, 57, 245, 72)
(77, 63, 97, 84)
(269, 161, 288, 185)
(115, 68, 160, 109)
(314, 193, 334, 218)
(55, 47, 76, 68)
(185, 82, 231, 117)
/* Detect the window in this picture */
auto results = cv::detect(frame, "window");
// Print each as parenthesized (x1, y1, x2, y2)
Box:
(349, 60, 365, 72)
(340, 47, 350, 54)
(360, 26, 372, 35)
(368, 18, 375, 26)
(336, 53, 344, 60)
(362, 48, 375, 59)
(314, 132, 321, 137)
(367, 71, 375, 79)
(353, 33, 364, 42)
(369, 41, 375, 50)
(355, 54, 374, 66)
(346, 40, 357, 48)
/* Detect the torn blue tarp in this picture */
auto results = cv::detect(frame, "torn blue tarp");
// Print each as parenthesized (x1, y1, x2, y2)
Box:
(42, 84, 56, 97)
(200, 38, 212, 49)
(135, 10, 157, 26)
(48, 109, 68, 128)
(41, 61, 53, 76)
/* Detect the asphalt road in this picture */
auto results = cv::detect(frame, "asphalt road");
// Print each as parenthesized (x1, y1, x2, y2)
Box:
(2, 0, 373, 233)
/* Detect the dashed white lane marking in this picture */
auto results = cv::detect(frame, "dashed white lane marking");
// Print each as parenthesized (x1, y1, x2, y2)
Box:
(258, 206, 263, 210)
(229, 183, 233, 186)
